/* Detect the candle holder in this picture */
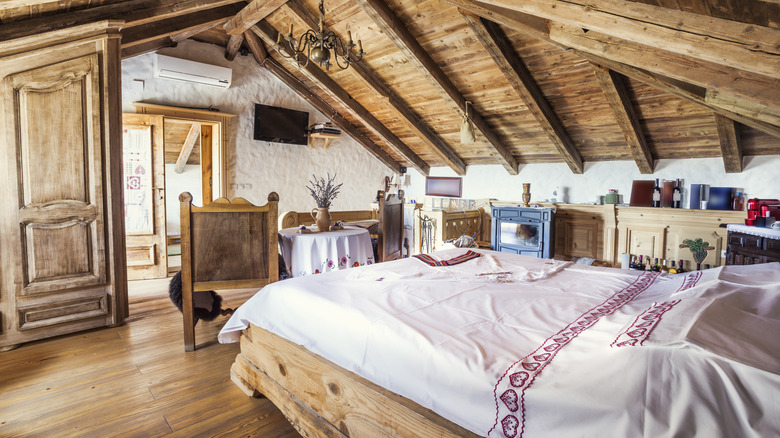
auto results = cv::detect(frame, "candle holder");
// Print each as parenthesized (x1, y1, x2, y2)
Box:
(522, 183, 531, 207)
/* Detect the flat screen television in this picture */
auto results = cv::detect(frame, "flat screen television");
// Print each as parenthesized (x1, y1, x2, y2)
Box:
(425, 177, 462, 197)
(253, 104, 309, 145)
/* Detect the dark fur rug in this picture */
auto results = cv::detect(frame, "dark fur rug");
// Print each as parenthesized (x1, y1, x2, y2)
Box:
(169, 254, 291, 324)
(168, 271, 232, 326)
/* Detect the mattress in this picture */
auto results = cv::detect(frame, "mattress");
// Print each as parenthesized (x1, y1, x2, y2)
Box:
(219, 249, 780, 437)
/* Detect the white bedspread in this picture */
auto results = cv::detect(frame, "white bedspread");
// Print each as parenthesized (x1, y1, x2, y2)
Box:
(219, 250, 780, 437)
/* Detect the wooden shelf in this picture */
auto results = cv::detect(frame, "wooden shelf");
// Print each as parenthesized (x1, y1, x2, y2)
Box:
(309, 132, 340, 149)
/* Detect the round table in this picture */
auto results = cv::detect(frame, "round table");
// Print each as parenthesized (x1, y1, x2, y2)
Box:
(278, 226, 375, 277)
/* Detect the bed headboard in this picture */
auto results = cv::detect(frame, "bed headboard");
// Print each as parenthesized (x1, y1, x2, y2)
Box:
(179, 191, 279, 351)
(376, 190, 404, 262)
(279, 209, 376, 229)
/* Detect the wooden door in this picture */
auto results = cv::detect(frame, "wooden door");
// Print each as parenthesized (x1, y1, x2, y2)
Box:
(123, 113, 168, 280)
(0, 22, 126, 350)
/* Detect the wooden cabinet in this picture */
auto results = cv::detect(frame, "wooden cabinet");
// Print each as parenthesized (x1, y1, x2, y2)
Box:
(0, 22, 126, 350)
(616, 207, 743, 271)
(726, 228, 780, 265)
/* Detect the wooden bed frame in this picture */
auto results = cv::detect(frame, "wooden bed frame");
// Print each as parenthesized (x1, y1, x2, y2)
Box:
(230, 323, 481, 438)
(179, 192, 279, 351)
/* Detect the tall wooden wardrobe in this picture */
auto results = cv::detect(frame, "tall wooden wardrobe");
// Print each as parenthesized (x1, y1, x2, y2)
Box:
(0, 21, 128, 350)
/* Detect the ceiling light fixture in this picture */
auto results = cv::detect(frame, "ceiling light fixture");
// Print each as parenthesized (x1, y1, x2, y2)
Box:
(275, 0, 364, 71)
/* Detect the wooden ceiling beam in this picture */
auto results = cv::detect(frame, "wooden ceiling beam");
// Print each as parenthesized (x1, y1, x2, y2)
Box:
(175, 123, 201, 174)
(170, 19, 229, 43)
(121, 36, 177, 59)
(590, 64, 654, 174)
(548, 23, 780, 127)
(242, 30, 404, 173)
(462, 13, 583, 174)
(477, 0, 780, 80)
(0, 0, 246, 42)
(224, 0, 288, 36)
(225, 34, 245, 61)
(714, 115, 744, 173)
(122, 4, 245, 48)
(354, 0, 518, 175)
(581, 54, 780, 140)
(284, 0, 466, 175)
(252, 21, 430, 176)
(446, 0, 780, 138)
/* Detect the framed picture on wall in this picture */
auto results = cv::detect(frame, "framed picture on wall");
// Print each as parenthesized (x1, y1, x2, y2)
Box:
(425, 177, 462, 197)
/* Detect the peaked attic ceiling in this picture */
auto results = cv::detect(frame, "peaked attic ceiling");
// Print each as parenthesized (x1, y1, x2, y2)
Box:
(2, 0, 778, 176)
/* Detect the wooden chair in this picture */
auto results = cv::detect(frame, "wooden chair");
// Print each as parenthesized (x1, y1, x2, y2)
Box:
(376, 190, 405, 262)
(179, 191, 279, 351)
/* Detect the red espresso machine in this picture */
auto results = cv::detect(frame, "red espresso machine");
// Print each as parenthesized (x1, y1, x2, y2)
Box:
(746, 198, 780, 226)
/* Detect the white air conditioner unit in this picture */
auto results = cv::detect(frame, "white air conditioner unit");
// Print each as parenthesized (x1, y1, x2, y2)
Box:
(153, 54, 232, 88)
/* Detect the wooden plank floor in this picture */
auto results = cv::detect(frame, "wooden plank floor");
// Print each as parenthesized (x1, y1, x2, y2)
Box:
(0, 278, 301, 438)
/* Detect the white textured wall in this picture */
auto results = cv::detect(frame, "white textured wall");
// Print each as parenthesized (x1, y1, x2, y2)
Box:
(403, 156, 780, 207)
(121, 39, 394, 232)
(122, 39, 778, 225)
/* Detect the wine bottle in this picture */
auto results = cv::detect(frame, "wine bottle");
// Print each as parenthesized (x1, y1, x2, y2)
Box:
(652, 178, 662, 207)
(645, 256, 652, 271)
(661, 259, 669, 273)
(637, 255, 643, 270)
(629, 255, 637, 270)
(668, 260, 677, 274)
(672, 179, 682, 208)
(652, 257, 661, 272)
(677, 259, 685, 273)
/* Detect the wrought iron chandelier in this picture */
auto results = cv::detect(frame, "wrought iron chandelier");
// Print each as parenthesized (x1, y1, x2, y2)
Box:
(275, 0, 364, 71)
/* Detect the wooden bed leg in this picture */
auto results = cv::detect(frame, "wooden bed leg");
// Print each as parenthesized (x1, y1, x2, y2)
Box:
(231, 360, 263, 398)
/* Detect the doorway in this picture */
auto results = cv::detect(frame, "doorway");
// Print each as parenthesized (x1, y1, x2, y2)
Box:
(122, 103, 234, 281)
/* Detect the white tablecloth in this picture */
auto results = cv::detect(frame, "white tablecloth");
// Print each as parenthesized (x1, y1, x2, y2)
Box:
(279, 226, 375, 277)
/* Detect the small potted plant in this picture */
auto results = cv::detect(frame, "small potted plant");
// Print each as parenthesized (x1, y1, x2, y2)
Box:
(307, 173, 343, 231)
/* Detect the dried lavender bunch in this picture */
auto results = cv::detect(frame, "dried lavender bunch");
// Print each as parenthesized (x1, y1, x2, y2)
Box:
(307, 173, 343, 208)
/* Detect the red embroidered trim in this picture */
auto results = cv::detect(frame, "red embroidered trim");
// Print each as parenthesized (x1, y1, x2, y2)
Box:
(611, 271, 703, 348)
(489, 271, 660, 438)
(413, 250, 481, 266)
(610, 300, 682, 348)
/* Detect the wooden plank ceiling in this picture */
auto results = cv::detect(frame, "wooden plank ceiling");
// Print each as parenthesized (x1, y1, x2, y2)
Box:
(2, 0, 778, 175)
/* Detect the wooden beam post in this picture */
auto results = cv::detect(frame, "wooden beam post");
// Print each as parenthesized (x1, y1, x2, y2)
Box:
(175, 123, 201, 174)
(284, 0, 466, 175)
(225, 33, 245, 61)
(242, 31, 404, 173)
(714, 115, 743, 173)
(224, 0, 289, 36)
(252, 22, 430, 175)
(354, 0, 519, 175)
(590, 63, 655, 174)
(462, 13, 583, 174)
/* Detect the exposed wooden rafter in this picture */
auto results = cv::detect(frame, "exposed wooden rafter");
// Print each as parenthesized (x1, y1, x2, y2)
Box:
(223, 0, 288, 36)
(445, 0, 780, 138)
(590, 64, 654, 174)
(175, 123, 201, 174)
(353, 0, 519, 175)
(121, 36, 177, 59)
(170, 19, 229, 43)
(252, 21, 430, 175)
(241, 30, 403, 173)
(0, 0, 246, 42)
(122, 4, 245, 49)
(462, 12, 583, 174)
(284, 0, 466, 175)
(478, 0, 780, 80)
(224, 33, 245, 61)
(714, 115, 744, 173)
